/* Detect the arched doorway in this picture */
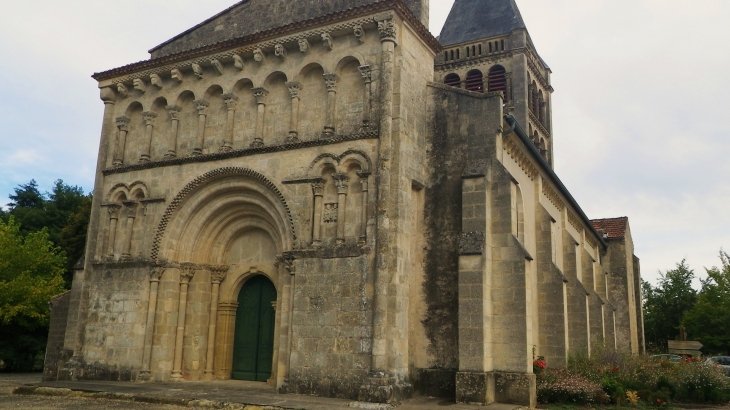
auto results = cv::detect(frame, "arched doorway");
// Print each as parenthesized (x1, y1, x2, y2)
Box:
(231, 275, 277, 381)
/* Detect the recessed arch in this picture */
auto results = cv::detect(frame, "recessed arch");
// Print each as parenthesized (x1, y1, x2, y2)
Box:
(465, 69, 484, 92)
(444, 73, 461, 88)
(152, 167, 295, 262)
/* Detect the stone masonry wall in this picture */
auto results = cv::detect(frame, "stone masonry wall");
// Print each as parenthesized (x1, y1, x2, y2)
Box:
(43, 291, 71, 381)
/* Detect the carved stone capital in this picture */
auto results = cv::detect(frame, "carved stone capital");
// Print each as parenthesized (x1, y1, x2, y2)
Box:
(298, 38, 310, 53)
(150, 267, 165, 281)
(192, 63, 204, 79)
(274, 43, 287, 59)
(286, 81, 302, 99)
(311, 178, 326, 196)
(123, 200, 139, 218)
(116, 83, 129, 98)
(253, 48, 265, 63)
(166, 105, 182, 120)
(353, 24, 365, 43)
(358, 65, 372, 83)
(356, 170, 372, 182)
(171, 68, 183, 83)
(211, 59, 224, 75)
(209, 265, 230, 283)
(142, 111, 158, 126)
(179, 263, 196, 284)
(252, 88, 269, 105)
(133, 78, 146, 93)
(377, 18, 397, 42)
(274, 255, 296, 275)
(249, 138, 265, 148)
(194, 99, 210, 114)
(333, 172, 349, 193)
(107, 204, 122, 219)
(150, 74, 163, 88)
(233, 54, 244, 70)
(116, 116, 131, 131)
(222, 93, 239, 110)
(323, 73, 337, 92)
(321, 32, 333, 51)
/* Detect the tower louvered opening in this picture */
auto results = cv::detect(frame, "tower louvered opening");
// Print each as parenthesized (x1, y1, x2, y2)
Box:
(444, 73, 461, 88)
(465, 70, 484, 92)
(488, 65, 507, 100)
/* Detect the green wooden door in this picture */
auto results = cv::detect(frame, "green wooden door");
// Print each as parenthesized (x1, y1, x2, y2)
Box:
(231, 275, 277, 381)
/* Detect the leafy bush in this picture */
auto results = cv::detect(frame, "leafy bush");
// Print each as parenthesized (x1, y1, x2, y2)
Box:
(537, 348, 730, 405)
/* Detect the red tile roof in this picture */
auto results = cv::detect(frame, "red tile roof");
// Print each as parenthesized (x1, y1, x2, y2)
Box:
(590, 217, 628, 239)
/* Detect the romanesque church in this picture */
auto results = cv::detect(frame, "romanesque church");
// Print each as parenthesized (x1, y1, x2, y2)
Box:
(43, 0, 644, 406)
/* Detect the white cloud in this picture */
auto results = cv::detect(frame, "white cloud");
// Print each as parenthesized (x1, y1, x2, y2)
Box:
(0, 0, 728, 287)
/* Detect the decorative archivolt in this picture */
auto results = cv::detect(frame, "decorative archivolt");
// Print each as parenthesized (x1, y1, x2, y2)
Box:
(308, 149, 372, 177)
(107, 181, 150, 202)
(110, 12, 394, 90)
(150, 167, 296, 261)
(503, 135, 538, 181)
(541, 177, 565, 211)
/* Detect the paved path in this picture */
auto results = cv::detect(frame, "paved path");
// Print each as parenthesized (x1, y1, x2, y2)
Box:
(1, 373, 521, 410)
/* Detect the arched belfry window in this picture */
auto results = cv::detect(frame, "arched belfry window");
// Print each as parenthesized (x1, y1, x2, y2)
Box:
(465, 70, 484, 92)
(444, 73, 461, 88)
(488, 65, 507, 100)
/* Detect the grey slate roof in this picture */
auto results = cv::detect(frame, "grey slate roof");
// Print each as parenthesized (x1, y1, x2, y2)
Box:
(439, 0, 527, 46)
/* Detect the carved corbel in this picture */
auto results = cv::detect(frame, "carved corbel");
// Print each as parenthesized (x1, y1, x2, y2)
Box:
(211, 59, 224, 75)
(353, 24, 365, 44)
(233, 54, 244, 70)
(150, 74, 163, 89)
(298, 38, 310, 53)
(116, 83, 129, 98)
(274, 43, 287, 59)
(321, 32, 333, 51)
(253, 48, 266, 63)
(171, 68, 183, 83)
(133, 78, 146, 93)
(192, 63, 204, 79)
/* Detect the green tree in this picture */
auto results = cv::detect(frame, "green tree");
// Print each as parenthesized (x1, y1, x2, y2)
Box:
(683, 251, 730, 354)
(0, 217, 66, 371)
(642, 260, 697, 351)
(59, 195, 92, 284)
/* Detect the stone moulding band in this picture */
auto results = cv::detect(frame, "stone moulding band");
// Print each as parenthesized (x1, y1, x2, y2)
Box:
(102, 130, 379, 176)
(150, 167, 296, 261)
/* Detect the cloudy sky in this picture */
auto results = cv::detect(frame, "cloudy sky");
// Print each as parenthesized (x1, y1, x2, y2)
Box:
(0, 0, 728, 285)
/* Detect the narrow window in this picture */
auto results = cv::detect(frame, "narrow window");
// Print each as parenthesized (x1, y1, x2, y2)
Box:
(472, 45, 476, 56)
(489, 43, 493, 53)
(466, 47, 470, 57)
(450, 50, 454, 60)
(501, 39, 505, 50)
(456, 49, 460, 59)
(551, 219, 558, 264)
(444, 51, 448, 61)
(511, 182, 525, 243)
(478, 44, 482, 55)
(444, 73, 461, 88)
(487, 65, 507, 99)
(465, 69, 484, 92)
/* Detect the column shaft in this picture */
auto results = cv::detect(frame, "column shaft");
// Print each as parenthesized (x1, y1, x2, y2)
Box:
(171, 267, 195, 380)
(121, 203, 138, 257)
(140, 268, 163, 380)
(193, 100, 209, 156)
(311, 179, 325, 247)
(204, 282, 221, 380)
(251, 88, 268, 148)
(165, 105, 181, 159)
(276, 258, 293, 389)
(286, 82, 301, 143)
(323, 73, 337, 136)
(357, 172, 370, 243)
(113, 117, 130, 166)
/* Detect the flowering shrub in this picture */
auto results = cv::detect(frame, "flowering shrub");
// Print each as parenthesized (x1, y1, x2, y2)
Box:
(533, 356, 547, 375)
(536, 348, 730, 405)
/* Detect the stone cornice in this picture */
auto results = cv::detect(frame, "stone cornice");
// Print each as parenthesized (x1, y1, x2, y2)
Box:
(103, 130, 378, 176)
(92, 0, 440, 83)
(503, 134, 538, 181)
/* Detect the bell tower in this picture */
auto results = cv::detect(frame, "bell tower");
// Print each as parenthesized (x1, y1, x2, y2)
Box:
(436, 0, 555, 167)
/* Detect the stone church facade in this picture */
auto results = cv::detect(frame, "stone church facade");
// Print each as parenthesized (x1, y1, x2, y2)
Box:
(44, 0, 644, 406)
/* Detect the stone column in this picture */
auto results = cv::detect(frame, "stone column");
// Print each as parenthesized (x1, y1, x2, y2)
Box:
(371, 14, 397, 377)
(356, 171, 370, 244)
(358, 65, 372, 131)
(204, 265, 229, 380)
(216, 302, 238, 379)
(251, 88, 268, 148)
(333, 173, 349, 245)
(275, 255, 295, 390)
(140, 111, 157, 163)
(505, 73, 513, 105)
(140, 265, 166, 381)
(220, 94, 238, 153)
(171, 264, 196, 380)
(121, 201, 139, 258)
(165, 105, 181, 159)
(285, 82, 302, 143)
(323, 73, 337, 137)
(192, 99, 210, 156)
(539, 102, 547, 126)
(113, 116, 130, 167)
(311, 178, 325, 247)
(106, 205, 122, 257)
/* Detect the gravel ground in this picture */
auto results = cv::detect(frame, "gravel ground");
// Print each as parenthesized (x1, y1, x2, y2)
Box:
(0, 385, 185, 409)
